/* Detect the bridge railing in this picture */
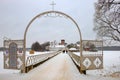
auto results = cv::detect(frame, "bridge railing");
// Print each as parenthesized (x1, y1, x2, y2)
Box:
(26, 51, 61, 67)
(68, 51, 80, 67)
(69, 51, 103, 72)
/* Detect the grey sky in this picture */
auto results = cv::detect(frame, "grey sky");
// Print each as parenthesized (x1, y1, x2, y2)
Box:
(0, 0, 97, 47)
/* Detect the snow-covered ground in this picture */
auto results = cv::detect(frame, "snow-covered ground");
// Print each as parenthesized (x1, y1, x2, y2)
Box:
(88, 51, 120, 78)
(74, 51, 120, 77)
(26, 51, 55, 57)
(0, 51, 120, 80)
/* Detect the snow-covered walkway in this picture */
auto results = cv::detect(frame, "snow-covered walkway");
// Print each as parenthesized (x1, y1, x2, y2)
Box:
(23, 53, 81, 80)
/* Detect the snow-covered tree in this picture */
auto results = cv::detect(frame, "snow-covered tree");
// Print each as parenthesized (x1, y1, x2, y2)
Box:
(94, 0, 120, 45)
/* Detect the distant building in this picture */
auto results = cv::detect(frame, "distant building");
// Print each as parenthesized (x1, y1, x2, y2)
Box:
(59, 39, 67, 45)
(49, 39, 66, 51)
(61, 39, 65, 45)
(49, 45, 65, 51)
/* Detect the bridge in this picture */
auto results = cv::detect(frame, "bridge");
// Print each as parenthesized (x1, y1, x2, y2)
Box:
(24, 47, 103, 75)
(25, 49, 81, 73)
(3, 10, 103, 76)
(23, 51, 82, 80)
(4, 40, 103, 75)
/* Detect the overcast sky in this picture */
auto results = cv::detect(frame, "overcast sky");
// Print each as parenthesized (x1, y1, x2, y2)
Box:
(0, 0, 97, 47)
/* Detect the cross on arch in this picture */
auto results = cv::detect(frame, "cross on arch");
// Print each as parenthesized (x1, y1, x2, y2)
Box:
(50, 1, 56, 11)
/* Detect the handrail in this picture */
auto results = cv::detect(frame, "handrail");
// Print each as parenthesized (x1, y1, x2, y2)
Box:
(26, 51, 61, 67)
(69, 51, 103, 67)
(69, 52, 80, 66)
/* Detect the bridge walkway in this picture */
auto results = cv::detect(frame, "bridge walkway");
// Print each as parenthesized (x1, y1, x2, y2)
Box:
(23, 53, 81, 80)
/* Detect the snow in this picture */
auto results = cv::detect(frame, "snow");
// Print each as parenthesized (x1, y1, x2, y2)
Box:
(74, 51, 103, 56)
(0, 51, 55, 74)
(23, 53, 81, 80)
(74, 51, 120, 77)
(49, 45, 65, 51)
(0, 51, 120, 80)
(69, 48, 77, 50)
(0, 51, 20, 74)
(26, 51, 55, 57)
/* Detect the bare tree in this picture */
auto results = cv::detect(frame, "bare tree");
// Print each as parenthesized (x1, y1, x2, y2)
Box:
(94, 0, 120, 45)
(41, 42, 50, 51)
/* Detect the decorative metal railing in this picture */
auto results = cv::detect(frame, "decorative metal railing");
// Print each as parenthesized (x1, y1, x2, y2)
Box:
(26, 51, 61, 67)
(69, 51, 103, 70)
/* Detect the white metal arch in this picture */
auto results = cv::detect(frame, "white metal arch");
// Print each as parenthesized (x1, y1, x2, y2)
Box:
(22, 10, 83, 72)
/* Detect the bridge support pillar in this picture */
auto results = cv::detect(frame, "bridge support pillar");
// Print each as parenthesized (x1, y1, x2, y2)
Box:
(80, 70, 86, 74)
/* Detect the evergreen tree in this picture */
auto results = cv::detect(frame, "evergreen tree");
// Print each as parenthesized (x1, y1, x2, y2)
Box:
(31, 42, 41, 51)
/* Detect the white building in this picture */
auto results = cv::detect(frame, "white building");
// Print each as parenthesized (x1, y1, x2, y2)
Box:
(49, 45, 65, 51)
